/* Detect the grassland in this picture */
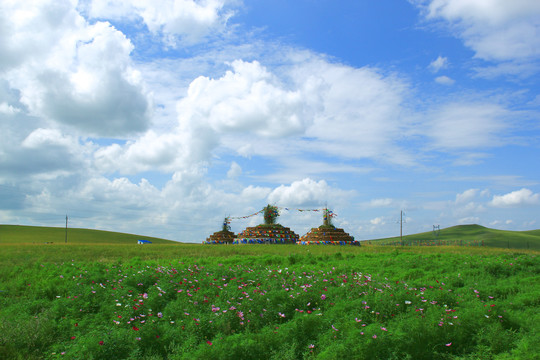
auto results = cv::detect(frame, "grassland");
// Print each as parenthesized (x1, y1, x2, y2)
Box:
(368, 224, 540, 250)
(0, 224, 539, 359)
(0, 225, 176, 245)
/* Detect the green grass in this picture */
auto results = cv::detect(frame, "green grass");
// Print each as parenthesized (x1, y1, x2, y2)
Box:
(1, 224, 539, 359)
(368, 224, 540, 250)
(0, 243, 538, 359)
(0, 225, 176, 245)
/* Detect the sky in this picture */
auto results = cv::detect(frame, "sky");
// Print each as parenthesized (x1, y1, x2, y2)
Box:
(1, 0, 539, 242)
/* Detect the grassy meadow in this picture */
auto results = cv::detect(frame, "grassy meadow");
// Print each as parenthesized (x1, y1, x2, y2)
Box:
(0, 225, 539, 359)
(368, 224, 540, 250)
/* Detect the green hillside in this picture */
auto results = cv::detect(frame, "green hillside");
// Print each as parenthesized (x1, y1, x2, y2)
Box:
(2, 224, 539, 250)
(366, 224, 540, 250)
(0, 224, 177, 245)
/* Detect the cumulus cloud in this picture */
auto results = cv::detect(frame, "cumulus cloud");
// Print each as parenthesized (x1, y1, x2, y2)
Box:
(1, 0, 151, 136)
(178, 60, 314, 138)
(94, 131, 182, 174)
(87, 0, 237, 45)
(0, 113, 90, 181)
(267, 178, 353, 207)
(91, 52, 417, 177)
(92, 58, 319, 175)
(490, 188, 540, 207)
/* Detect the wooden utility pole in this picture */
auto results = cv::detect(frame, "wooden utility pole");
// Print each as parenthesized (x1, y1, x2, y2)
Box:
(65, 215, 68, 243)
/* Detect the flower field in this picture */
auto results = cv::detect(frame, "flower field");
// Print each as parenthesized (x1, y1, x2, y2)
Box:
(0, 245, 538, 359)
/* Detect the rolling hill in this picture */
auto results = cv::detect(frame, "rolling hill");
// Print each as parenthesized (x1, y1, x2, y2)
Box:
(0, 224, 177, 245)
(2, 223, 539, 250)
(365, 224, 540, 250)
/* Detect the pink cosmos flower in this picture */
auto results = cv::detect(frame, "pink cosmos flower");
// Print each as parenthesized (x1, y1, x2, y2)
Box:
(321, 294, 326, 300)
(445, 342, 452, 347)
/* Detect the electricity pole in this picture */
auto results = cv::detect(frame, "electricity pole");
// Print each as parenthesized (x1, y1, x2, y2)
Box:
(65, 215, 68, 244)
(400, 210, 403, 244)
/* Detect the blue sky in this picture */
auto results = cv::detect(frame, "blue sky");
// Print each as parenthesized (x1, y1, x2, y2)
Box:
(1, 0, 539, 242)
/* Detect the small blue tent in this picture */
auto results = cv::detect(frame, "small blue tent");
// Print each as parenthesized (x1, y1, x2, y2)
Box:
(137, 239, 152, 244)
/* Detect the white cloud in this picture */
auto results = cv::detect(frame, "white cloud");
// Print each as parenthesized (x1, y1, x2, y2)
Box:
(370, 217, 385, 225)
(451, 152, 491, 166)
(455, 188, 478, 204)
(435, 75, 455, 85)
(227, 161, 242, 178)
(490, 188, 540, 207)
(458, 216, 480, 224)
(267, 178, 352, 207)
(90, 59, 315, 176)
(290, 58, 413, 165)
(91, 52, 417, 178)
(0, 102, 20, 115)
(22, 128, 74, 149)
(367, 198, 394, 208)
(241, 185, 271, 200)
(179, 60, 314, 138)
(429, 56, 449, 72)
(417, 0, 540, 76)
(1, 1, 151, 136)
(473, 61, 540, 79)
(94, 131, 182, 174)
(423, 0, 540, 61)
(426, 102, 509, 149)
(87, 0, 237, 45)
(0, 116, 90, 181)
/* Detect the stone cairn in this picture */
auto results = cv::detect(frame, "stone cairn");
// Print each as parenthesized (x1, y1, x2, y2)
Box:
(298, 208, 359, 246)
(235, 205, 299, 244)
(204, 217, 236, 244)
